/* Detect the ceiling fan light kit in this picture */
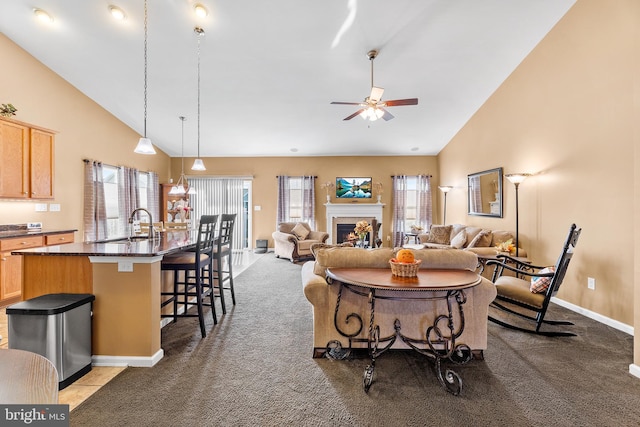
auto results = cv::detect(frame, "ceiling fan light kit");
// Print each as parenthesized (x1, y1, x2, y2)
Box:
(331, 49, 418, 122)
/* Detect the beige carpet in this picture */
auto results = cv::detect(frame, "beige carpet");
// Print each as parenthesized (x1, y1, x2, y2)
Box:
(71, 255, 640, 426)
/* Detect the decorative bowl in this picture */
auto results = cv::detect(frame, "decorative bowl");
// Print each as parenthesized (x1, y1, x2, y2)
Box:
(389, 259, 422, 277)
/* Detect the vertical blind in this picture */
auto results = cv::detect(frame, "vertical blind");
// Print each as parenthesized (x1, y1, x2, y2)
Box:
(189, 177, 245, 250)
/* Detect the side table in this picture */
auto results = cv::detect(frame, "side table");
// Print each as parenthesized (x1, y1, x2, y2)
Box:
(325, 267, 481, 395)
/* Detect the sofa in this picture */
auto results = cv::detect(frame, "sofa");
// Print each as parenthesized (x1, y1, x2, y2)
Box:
(417, 224, 527, 257)
(272, 222, 329, 262)
(301, 246, 497, 359)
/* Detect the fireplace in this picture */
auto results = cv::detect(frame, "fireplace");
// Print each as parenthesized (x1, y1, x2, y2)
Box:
(335, 220, 373, 244)
(325, 202, 384, 244)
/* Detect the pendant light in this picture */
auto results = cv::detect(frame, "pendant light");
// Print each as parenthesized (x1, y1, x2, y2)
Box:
(168, 116, 196, 195)
(134, 0, 156, 155)
(191, 27, 206, 171)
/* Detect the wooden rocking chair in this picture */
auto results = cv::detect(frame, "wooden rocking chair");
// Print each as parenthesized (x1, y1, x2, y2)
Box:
(486, 223, 581, 336)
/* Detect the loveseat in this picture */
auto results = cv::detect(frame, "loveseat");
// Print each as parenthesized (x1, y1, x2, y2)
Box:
(418, 224, 527, 257)
(273, 222, 329, 262)
(301, 246, 497, 359)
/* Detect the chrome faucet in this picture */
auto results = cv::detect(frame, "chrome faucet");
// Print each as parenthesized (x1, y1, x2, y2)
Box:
(129, 208, 154, 239)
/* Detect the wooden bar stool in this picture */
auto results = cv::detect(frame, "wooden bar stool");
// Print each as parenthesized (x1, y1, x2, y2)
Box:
(213, 213, 236, 314)
(160, 215, 218, 337)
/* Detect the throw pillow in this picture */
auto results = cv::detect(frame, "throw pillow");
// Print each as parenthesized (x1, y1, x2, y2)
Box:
(450, 230, 467, 249)
(426, 225, 453, 245)
(530, 266, 556, 293)
(291, 223, 310, 241)
(467, 229, 492, 248)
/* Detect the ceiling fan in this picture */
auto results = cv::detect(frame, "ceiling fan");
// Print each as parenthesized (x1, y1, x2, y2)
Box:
(331, 50, 418, 121)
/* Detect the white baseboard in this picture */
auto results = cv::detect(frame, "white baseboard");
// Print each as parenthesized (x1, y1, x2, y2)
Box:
(551, 298, 640, 379)
(629, 364, 640, 379)
(551, 297, 634, 335)
(92, 349, 164, 367)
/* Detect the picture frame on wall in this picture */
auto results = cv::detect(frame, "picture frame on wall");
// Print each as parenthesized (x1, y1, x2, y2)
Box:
(336, 177, 372, 199)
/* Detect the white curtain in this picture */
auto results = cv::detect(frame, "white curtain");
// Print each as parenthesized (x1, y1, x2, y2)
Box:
(83, 160, 107, 242)
(392, 175, 408, 248)
(118, 167, 140, 232)
(276, 176, 290, 225)
(189, 177, 245, 250)
(416, 174, 433, 229)
(301, 175, 316, 228)
(147, 171, 160, 220)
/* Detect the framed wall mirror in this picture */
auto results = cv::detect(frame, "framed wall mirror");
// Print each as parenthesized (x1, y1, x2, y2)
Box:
(468, 167, 503, 217)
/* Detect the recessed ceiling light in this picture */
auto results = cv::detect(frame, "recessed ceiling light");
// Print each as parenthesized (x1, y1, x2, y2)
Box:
(194, 4, 208, 18)
(108, 5, 126, 21)
(33, 8, 54, 23)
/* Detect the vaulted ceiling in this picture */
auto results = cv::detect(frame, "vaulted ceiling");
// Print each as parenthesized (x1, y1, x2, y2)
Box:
(0, 0, 575, 157)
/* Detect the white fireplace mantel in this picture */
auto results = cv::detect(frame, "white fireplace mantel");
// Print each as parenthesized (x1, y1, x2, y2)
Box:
(325, 202, 385, 244)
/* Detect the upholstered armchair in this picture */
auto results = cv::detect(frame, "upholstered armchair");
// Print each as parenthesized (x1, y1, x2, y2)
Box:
(272, 222, 329, 262)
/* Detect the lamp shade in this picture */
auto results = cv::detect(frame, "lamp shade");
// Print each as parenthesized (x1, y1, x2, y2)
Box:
(134, 137, 156, 155)
(439, 185, 453, 193)
(191, 158, 206, 171)
(505, 173, 531, 185)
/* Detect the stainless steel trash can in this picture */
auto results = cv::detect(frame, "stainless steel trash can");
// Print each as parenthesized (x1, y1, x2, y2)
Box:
(7, 293, 95, 390)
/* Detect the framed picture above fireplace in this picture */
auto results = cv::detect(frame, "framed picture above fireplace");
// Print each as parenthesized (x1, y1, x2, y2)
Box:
(336, 177, 372, 199)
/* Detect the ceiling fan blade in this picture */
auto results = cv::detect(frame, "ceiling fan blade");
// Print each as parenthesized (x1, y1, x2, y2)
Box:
(343, 109, 364, 120)
(384, 98, 419, 107)
(331, 101, 362, 105)
(381, 109, 394, 121)
(369, 86, 384, 103)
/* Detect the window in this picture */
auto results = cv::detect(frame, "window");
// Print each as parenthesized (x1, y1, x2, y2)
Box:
(391, 175, 432, 247)
(102, 165, 122, 238)
(403, 177, 418, 231)
(276, 176, 316, 227)
(83, 161, 159, 242)
(288, 177, 303, 220)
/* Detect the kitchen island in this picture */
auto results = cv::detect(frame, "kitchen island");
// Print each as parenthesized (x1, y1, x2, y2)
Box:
(12, 231, 197, 367)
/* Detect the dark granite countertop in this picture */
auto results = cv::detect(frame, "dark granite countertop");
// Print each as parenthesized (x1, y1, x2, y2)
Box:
(11, 231, 197, 257)
(0, 229, 77, 239)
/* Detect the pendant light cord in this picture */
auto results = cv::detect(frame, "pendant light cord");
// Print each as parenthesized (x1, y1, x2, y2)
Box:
(143, 0, 148, 138)
(195, 27, 204, 158)
(180, 116, 186, 176)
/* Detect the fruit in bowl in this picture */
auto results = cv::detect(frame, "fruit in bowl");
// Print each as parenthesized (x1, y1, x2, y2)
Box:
(395, 249, 416, 263)
(389, 249, 421, 277)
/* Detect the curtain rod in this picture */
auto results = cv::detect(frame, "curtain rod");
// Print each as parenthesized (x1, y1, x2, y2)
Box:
(276, 175, 318, 178)
(187, 175, 254, 179)
(390, 174, 433, 178)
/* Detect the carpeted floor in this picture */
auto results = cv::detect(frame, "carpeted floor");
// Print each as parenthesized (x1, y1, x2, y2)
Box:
(71, 255, 640, 426)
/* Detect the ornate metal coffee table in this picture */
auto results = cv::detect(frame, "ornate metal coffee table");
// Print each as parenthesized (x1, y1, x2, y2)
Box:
(325, 267, 481, 395)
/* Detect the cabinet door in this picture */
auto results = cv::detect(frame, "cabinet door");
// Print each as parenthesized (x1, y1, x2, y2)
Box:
(0, 252, 23, 300)
(0, 121, 29, 198)
(30, 129, 55, 199)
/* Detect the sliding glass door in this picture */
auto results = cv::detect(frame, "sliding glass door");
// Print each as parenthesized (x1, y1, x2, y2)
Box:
(188, 177, 252, 250)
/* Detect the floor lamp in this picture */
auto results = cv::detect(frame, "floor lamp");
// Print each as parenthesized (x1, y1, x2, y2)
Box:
(438, 186, 453, 225)
(505, 174, 530, 257)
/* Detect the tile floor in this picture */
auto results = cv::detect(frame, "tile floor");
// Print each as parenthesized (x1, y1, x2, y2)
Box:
(0, 249, 266, 410)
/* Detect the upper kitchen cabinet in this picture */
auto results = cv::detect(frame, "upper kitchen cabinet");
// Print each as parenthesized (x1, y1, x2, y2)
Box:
(0, 117, 55, 199)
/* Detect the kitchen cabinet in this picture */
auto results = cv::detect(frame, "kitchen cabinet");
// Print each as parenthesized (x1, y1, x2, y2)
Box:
(161, 183, 190, 224)
(0, 232, 74, 305)
(0, 117, 55, 199)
